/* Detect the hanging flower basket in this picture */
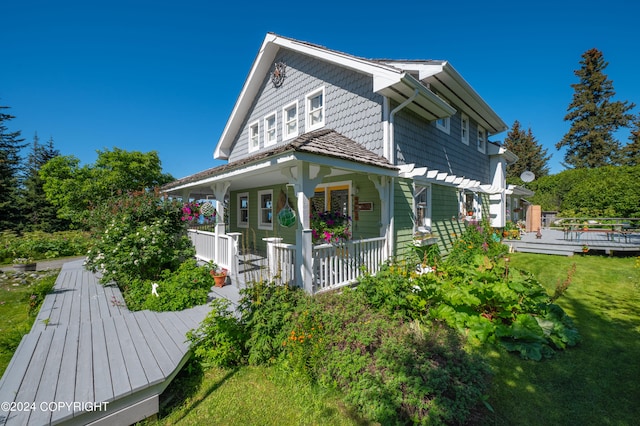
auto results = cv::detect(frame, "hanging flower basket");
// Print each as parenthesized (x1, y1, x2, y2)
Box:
(311, 210, 351, 244)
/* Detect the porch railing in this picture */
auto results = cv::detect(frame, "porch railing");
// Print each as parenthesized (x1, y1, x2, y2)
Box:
(187, 229, 239, 273)
(264, 239, 297, 286)
(312, 236, 387, 293)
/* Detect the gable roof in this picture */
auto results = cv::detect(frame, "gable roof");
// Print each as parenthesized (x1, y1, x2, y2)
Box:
(162, 129, 395, 193)
(214, 33, 462, 160)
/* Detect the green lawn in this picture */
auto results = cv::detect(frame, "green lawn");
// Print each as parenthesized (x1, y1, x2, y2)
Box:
(481, 253, 640, 425)
(0, 272, 40, 376)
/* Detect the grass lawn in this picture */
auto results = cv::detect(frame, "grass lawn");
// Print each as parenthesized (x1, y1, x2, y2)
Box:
(151, 362, 370, 425)
(480, 253, 640, 425)
(0, 271, 40, 376)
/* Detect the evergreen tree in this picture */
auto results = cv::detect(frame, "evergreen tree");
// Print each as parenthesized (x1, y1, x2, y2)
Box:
(0, 105, 27, 230)
(21, 134, 68, 231)
(502, 120, 551, 182)
(556, 48, 635, 168)
(620, 115, 640, 166)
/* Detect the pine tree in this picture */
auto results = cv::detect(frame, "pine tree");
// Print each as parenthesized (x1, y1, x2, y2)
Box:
(556, 48, 635, 168)
(620, 115, 640, 166)
(502, 120, 551, 181)
(21, 134, 67, 231)
(0, 105, 27, 231)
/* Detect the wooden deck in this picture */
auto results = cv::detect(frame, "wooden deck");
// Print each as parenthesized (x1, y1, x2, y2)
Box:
(506, 228, 640, 256)
(0, 259, 212, 426)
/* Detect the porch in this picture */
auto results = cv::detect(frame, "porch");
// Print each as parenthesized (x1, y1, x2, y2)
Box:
(187, 227, 388, 295)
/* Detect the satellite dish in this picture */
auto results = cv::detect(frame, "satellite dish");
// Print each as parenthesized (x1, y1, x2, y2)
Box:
(520, 171, 535, 183)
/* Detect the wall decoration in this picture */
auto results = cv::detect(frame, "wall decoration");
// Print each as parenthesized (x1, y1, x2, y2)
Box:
(271, 62, 286, 87)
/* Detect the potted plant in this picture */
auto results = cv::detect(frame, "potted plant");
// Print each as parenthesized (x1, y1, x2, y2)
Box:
(208, 263, 228, 287)
(13, 257, 36, 272)
(582, 244, 589, 253)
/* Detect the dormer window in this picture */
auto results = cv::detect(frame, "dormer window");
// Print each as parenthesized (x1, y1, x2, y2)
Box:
(477, 126, 486, 153)
(283, 101, 298, 140)
(249, 121, 259, 152)
(306, 87, 325, 131)
(264, 112, 277, 146)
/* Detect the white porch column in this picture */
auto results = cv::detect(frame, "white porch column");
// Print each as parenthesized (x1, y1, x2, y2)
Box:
(211, 182, 230, 225)
(286, 162, 330, 293)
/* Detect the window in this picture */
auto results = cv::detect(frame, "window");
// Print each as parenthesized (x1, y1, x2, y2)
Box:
(258, 190, 273, 230)
(464, 192, 476, 217)
(461, 114, 469, 145)
(436, 116, 450, 134)
(477, 125, 486, 153)
(264, 113, 277, 146)
(414, 185, 431, 231)
(283, 101, 298, 140)
(248, 121, 259, 152)
(237, 193, 249, 228)
(305, 87, 325, 131)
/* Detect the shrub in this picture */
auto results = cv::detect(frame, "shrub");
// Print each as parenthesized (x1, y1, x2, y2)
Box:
(84, 191, 195, 286)
(123, 259, 213, 311)
(0, 230, 90, 264)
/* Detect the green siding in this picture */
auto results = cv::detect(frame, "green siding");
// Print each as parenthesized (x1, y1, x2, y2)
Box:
(228, 173, 383, 254)
(393, 178, 414, 259)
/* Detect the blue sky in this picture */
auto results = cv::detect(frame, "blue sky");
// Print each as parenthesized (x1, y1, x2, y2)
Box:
(2, 0, 638, 179)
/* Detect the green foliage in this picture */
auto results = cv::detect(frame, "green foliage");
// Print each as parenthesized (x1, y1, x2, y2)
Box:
(190, 280, 489, 425)
(444, 220, 508, 266)
(503, 120, 551, 181)
(187, 299, 247, 368)
(40, 148, 174, 226)
(0, 105, 27, 231)
(239, 282, 308, 366)
(27, 273, 57, 316)
(84, 191, 194, 285)
(529, 165, 640, 217)
(123, 259, 213, 311)
(0, 230, 90, 264)
(556, 48, 635, 168)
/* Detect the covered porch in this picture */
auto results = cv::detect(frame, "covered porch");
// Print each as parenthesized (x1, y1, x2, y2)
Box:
(162, 130, 397, 294)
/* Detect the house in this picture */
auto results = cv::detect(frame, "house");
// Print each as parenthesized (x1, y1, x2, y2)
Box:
(161, 33, 517, 293)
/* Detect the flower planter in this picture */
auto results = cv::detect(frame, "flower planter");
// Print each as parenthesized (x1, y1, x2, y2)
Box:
(14, 263, 36, 272)
(210, 269, 228, 288)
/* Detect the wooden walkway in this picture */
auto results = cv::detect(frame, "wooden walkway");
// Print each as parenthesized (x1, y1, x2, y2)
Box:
(506, 228, 640, 256)
(0, 260, 212, 426)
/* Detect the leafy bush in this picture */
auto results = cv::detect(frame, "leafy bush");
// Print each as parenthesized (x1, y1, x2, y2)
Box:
(444, 220, 507, 267)
(123, 259, 213, 311)
(189, 282, 490, 425)
(84, 191, 195, 286)
(0, 230, 90, 264)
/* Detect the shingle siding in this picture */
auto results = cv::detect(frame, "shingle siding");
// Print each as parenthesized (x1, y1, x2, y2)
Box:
(394, 105, 491, 182)
(229, 50, 385, 162)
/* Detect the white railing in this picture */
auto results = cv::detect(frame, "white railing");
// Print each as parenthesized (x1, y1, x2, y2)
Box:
(312, 236, 387, 293)
(264, 239, 297, 286)
(187, 229, 239, 273)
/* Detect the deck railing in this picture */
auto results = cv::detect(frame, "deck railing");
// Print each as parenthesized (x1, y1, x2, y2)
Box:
(264, 238, 297, 286)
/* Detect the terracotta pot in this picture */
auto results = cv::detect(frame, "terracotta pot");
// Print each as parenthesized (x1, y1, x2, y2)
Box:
(211, 271, 227, 288)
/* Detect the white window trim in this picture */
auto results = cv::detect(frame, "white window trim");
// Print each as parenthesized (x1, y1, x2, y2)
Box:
(305, 86, 325, 132)
(248, 120, 260, 153)
(264, 112, 277, 147)
(461, 113, 469, 145)
(414, 184, 432, 231)
(237, 192, 249, 228)
(436, 116, 450, 134)
(477, 125, 486, 153)
(257, 189, 273, 230)
(282, 101, 299, 141)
